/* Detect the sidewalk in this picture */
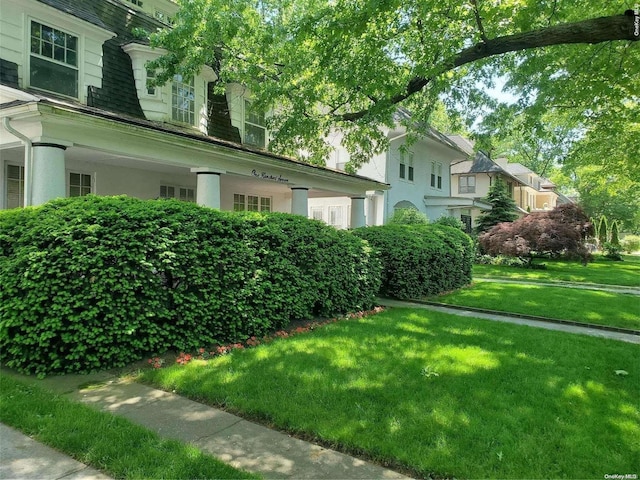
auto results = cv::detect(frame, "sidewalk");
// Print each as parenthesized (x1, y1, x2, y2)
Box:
(0, 423, 112, 480)
(378, 298, 640, 344)
(2, 371, 411, 480)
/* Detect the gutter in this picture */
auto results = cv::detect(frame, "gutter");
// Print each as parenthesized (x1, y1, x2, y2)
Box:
(2, 117, 31, 207)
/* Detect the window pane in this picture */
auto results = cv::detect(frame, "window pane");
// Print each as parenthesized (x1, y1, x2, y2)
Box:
(245, 124, 265, 147)
(399, 163, 405, 179)
(247, 195, 259, 211)
(260, 197, 271, 212)
(30, 56, 77, 97)
(408, 166, 414, 182)
(70, 172, 80, 185)
(6, 165, 24, 208)
(430, 174, 436, 187)
(233, 194, 245, 211)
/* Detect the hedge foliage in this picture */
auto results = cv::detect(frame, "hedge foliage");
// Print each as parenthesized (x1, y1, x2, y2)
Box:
(0, 196, 381, 376)
(353, 224, 474, 299)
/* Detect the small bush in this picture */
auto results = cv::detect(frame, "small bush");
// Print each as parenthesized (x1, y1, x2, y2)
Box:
(602, 242, 624, 261)
(433, 215, 465, 230)
(0, 196, 380, 376)
(354, 224, 474, 299)
(387, 208, 429, 225)
(620, 235, 640, 254)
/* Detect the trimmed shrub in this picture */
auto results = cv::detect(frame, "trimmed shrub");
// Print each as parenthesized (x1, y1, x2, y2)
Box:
(353, 224, 474, 299)
(0, 196, 380, 376)
(620, 235, 640, 253)
(387, 208, 429, 225)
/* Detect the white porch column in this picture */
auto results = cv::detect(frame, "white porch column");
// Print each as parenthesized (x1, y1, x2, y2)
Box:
(290, 187, 309, 216)
(350, 196, 366, 229)
(191, 168, 225, 209)
(31, 143, 66, 206)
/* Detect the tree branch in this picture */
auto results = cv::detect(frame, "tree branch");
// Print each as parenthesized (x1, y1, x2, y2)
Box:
(340, 13, 639, 122)
(470, 0, 489, 43)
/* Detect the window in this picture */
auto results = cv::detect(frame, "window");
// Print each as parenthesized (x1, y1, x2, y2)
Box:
(172, 74, 195, 124)
(461, 214, 472, 234)
(310, 207, 323, 221)
(69, 172, 92, 197)
(244, 100, 266, 148)
(430, 162, 442, 189)
(154, 9, 172, 24)
(146, 69, 156, 96)
(160, 185, 195, 202)
(328, 206, 344, 228)
(6, 165, 24, 208)
(233, 193, 271, 212)
(459, 175, 476, 193)
(399, 152, 414, 181)
(30, 21, 78, 97)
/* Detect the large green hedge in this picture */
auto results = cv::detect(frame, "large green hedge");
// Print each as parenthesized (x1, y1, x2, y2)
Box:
(0, 196, 381, 376)
(353, 224, 474, 299)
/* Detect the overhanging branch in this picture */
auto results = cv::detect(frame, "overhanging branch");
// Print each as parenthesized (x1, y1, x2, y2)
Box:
(340, 13, 639, 122)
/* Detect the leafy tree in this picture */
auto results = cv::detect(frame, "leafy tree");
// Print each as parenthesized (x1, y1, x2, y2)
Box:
(478, 204, 594, 265)
(148, 1, 639, 169)
(598, 216, 609, 246)
(610, 220, 621, 246)
(475, 178, 519, 233)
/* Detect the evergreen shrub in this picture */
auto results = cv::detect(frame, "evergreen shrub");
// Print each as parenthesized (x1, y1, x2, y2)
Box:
(0, 196, 380, 376)
(353, 223, 474, 299)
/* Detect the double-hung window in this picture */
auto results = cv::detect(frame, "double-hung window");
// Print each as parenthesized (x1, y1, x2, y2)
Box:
(459, 175, 476, 193)
(6, 165, 24, 209)
(244, 100, 266, 148)
(69, 172, 92, 197)
(430, 161, 442, 189)
(172, 74, 195, 125)
(399, 152, 414, 181)
(233, 193, 271, 212)
(30, 21, 78, 98)
(160, 185, 195, 202)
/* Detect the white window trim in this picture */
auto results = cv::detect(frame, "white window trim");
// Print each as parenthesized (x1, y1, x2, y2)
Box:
(233, 193, 272, 212)
(399, 151, 414, 183)
(4, 162, 25, 209)
(160, 184, 196, 202)
(459, 174, 476, 194)
(24, 6, 114, 102)
(243, 99, 267, 148)
(66, 170, 95, 197)
(171, 74, 196, 125)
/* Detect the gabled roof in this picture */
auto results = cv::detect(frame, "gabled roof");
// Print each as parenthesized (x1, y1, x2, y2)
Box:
(392, 108, 469, 156)
(451, 151, 527, 186)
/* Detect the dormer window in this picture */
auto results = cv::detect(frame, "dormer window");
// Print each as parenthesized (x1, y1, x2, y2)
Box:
(29, 21, 78, 98)
(244, 100, 266, 148)
(172, 74, 195, 125)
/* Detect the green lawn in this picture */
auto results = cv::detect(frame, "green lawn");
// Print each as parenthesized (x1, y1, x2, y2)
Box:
(0, 374, 259, 480)
(139, 308, 639, 479)
(473, 255, 640, 287)
(434, 280, 640, 331)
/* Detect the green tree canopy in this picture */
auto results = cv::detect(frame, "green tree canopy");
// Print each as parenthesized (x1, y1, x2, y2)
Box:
(149, 0, 639, 170)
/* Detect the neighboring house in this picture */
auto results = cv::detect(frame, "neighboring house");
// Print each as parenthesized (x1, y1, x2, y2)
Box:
(502, 161, 566, 212)
(451, 151, 528, 231)
(308, 110, 469, 228)
(451, 150, 568, 232)
(0, 0, 387, 225)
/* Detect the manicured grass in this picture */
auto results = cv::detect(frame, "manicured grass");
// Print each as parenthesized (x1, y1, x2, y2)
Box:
(434, 281, 640, 330)
(0, 374, 259, 480)
(473, 255, 640, 287)
(139, 309, 640, 479)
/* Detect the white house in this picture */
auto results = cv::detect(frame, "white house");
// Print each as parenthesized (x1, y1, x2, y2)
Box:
(0, 0, 387, 223)
(308, 110, 470, 228)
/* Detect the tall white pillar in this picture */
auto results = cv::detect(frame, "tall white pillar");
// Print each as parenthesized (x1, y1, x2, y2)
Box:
(31, 143, 66, 206)
(350, 196, 366, 229)
(191, 168, 225, 209)
(290, 187, 309, 216)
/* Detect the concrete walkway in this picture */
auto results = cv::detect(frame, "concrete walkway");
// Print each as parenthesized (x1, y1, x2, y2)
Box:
(473, 277, 640, 295)
(378, 298, 640, 344)
(1, 371, 410, 480)
(0, 423, 111, 480)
